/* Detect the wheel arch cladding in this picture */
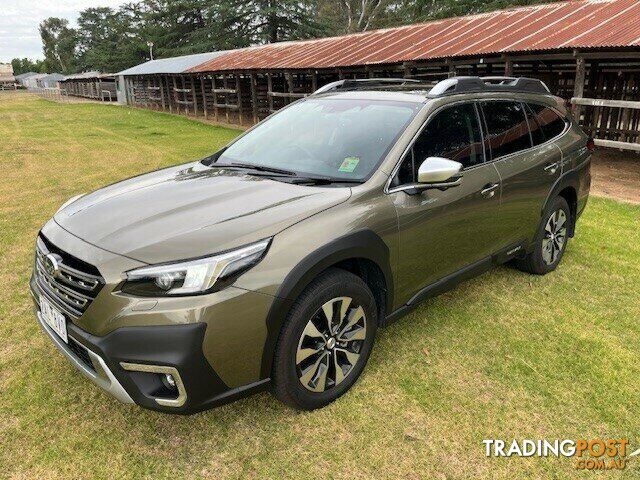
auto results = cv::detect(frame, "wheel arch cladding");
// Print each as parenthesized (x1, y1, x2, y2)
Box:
(260, 229, 393, 379)
(557, 186, 577, 235)
(543, 171, 579, 237)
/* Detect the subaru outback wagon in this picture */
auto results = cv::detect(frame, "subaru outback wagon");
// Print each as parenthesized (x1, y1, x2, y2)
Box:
(31, 76, 592, 413)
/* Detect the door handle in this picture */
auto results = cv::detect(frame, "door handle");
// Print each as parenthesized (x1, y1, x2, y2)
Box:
(481, 183, 499, 198)
(544, 162, 559, 174)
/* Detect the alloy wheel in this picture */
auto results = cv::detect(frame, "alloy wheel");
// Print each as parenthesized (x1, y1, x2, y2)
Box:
(296, 296, 367, 392)
(542, 209, 567, 265)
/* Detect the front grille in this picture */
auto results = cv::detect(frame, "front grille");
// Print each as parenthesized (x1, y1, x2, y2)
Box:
(67, 337, 96, 371)
(34, 235, 104, 319)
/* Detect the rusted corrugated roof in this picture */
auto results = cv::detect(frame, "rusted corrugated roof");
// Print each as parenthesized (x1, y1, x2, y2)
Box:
(189, 0, 640, 73)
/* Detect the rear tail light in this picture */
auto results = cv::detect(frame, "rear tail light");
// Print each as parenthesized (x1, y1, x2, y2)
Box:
(586, 137, 596, 152)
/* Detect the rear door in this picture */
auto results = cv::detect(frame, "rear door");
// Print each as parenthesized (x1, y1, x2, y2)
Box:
(480, 100, 563, 249)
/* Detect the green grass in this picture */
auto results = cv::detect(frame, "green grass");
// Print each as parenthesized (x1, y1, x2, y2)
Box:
(1, 92, 639, 479)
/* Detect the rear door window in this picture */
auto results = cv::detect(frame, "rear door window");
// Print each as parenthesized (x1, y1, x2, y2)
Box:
(524, 104, 546, 146)
(480, 101, 532, 159)
(528, 103, 567, 140)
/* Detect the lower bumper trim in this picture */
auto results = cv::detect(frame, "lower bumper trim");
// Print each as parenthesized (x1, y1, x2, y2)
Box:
(36, 312, 134, 404)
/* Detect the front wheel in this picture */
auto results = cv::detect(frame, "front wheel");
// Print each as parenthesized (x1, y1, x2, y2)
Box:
(272, 268, 377, 410)
(516, 196, 571, 275)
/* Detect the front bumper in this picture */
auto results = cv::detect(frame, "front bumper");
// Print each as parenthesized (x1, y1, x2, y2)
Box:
(36, 308, 134, 404)
(31, 280, 269, 414)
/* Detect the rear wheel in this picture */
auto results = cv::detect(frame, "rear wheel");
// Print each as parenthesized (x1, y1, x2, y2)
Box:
(516, 196, 571, 275)
(272, 268, 377, 410)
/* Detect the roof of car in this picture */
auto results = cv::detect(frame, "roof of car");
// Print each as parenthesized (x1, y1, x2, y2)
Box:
(313, 90, 430, 103)
(310, 90, 560, 107)
(310, 77, 555, 104)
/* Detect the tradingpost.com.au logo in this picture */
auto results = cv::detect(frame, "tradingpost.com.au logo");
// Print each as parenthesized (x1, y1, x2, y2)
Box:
(483, 439, 640, 471)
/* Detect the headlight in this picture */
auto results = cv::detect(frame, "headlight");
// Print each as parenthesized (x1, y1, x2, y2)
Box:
(121, 239, 271, 297)
(56, 193, 85, 214)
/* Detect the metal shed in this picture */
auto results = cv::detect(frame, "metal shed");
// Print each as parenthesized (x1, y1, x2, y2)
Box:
(23, 73, 48, 90)
(38, 73, 65, 89)
(0, 63, 15, 89)
(191, 0, 640, 145)
(15, 72, 38, 86)
(60, 72, 117, 101)
(119, 0, 640, 148)
(116, 51, 229, 114)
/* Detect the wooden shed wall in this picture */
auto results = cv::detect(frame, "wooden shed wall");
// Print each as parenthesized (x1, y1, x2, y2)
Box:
(120, 52, 640, 148)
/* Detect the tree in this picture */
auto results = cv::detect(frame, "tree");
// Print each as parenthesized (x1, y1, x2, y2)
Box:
(315, 0, 567, 35)
(39, 18, 77, 73)
(242, 0, 324, 43)
(11, 58, 47, 75)
(316, 0, 403, 34)
(76, 7, 148, 72)
(396, 0, 567, 24)
(33, 0, 566, 74)
(136, 0, 323, 57)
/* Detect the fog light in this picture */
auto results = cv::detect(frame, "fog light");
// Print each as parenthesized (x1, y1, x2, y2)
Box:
(120, 362, 187, 408)
(162, 373, 177, 390)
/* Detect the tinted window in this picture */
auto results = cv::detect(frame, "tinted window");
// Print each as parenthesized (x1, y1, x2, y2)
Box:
(481, 101, 532, 159)
(528, 103, 567, 140)
(215, 98, 418, 181)
(395, 103, 484, 185)
(525, 105, 546, 146)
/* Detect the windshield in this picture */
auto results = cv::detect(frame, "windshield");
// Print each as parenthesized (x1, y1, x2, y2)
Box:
(212, 98, 420, 181)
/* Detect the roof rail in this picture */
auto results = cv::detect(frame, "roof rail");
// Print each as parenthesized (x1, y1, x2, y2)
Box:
(429, 76, 550, 96)
(313, 78, 421, 95)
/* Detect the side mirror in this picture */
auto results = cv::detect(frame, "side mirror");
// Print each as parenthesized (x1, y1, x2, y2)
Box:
(417, 157, 463, 185)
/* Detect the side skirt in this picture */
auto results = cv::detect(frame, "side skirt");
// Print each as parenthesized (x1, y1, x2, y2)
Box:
(383, 240, 527, 327)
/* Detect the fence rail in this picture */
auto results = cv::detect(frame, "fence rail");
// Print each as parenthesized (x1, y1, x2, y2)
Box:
(572, 97, 640, 110)
(572, 96, 640, 152)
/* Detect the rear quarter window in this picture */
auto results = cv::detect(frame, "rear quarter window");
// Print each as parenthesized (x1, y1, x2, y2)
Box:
(527, 103, 567, 141)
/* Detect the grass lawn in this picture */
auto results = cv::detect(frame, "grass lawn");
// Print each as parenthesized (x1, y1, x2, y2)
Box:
(1, 92, 639, 479)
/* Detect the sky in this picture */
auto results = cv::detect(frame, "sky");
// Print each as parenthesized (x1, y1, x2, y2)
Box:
(0, 0, 127, 63)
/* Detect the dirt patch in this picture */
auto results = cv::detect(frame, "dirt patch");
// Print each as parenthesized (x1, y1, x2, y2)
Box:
(591, 149, 640, 205)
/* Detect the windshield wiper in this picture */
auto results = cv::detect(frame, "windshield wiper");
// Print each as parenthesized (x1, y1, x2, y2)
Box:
(212, 162, 297, 176)
(289, 176, 363, 185)
(209, 162, 362, 185)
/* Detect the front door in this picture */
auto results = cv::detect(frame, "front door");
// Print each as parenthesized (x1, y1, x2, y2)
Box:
(389, 102, 502, 305)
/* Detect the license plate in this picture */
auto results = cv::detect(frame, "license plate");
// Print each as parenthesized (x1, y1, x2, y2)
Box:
(40, 296, 68, 343)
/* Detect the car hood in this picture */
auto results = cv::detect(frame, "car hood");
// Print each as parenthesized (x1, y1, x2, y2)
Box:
(54, 162, 351, 264)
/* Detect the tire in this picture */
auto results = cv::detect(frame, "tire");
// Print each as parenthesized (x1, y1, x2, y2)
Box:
(272, 268, 378, 410)
(515, 196, 571, 275)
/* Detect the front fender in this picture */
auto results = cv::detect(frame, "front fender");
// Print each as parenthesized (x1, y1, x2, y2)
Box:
(258, 229, 393, 378)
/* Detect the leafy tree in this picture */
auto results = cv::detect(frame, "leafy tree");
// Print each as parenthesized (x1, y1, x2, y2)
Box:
(316, 0, 567, 35)
(76, 7, 148, 72)
(240, 0, 324, 43)
(135, 0, 238, 57)
(11, 58, 47, 75)
(317, 0, 400, 34)
(33, 0, 569, 74)
(396, 0, 567, 23)
(39, 18, 77, 73)
(136, 0, 323, 57)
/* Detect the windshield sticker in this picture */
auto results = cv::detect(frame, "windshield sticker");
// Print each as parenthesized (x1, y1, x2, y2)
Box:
(339, 156, 360, 173)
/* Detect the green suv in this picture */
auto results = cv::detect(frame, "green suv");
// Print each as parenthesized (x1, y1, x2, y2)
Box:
(31, 77, 592, 413)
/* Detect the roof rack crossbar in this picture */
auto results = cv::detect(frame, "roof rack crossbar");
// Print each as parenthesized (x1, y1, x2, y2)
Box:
(429, 76, 550, 96)
(312, 78, 421, 95)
